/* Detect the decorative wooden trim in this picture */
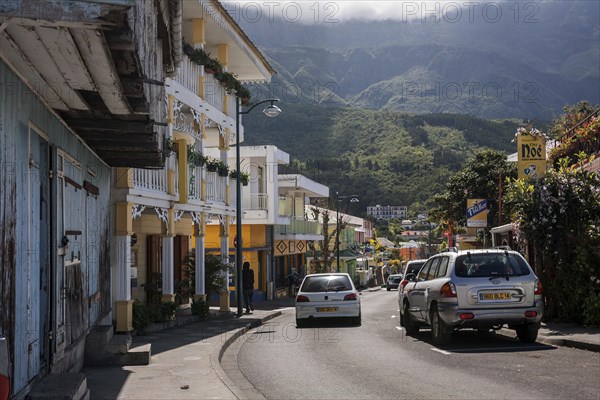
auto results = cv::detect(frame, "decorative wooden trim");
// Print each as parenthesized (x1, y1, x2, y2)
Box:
(64, 176, 82, 190)
(83, 180, 100, 196)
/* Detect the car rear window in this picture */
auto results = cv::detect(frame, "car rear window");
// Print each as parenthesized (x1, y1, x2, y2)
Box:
(391, 277, 402, 283)
(454, 253, 532, 278)
(301, 275, 353, 292)
(406, 262, 425, 275)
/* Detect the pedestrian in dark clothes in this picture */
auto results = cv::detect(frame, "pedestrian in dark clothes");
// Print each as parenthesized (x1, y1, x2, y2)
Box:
(242, 261, 255, 313)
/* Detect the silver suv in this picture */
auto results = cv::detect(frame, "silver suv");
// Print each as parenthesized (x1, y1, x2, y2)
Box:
(399, 249, 543, 345)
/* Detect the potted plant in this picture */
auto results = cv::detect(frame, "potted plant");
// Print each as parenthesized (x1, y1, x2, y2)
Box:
(217, 161, 229, 177)
(229, 170, 249, 185)
(206, 158, 220, 172)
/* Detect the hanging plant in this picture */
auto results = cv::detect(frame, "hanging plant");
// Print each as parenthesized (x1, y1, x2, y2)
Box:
(187, 145, 207, 167)
(229, 170, 249, 185)
(217, 161, 230, 177)
(183, 40, 251, 103)
(206, 158, 220, 172)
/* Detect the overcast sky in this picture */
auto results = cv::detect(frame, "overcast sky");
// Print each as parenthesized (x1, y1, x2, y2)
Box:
(223, 0, 518, 24)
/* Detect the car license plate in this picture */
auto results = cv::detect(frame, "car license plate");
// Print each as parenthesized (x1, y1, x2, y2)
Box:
(479, 292, 511, 301)
(317, 307, 338, 312)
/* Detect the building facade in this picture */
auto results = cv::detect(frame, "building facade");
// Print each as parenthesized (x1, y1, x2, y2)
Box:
(205, 145, 329, 299)
(367, 205, 408, 220)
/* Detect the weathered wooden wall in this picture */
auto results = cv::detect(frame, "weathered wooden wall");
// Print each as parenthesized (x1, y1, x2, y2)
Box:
(0, 59, 112, 395)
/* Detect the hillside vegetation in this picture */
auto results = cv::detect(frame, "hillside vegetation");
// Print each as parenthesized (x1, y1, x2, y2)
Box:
(244, 104, 527, 214)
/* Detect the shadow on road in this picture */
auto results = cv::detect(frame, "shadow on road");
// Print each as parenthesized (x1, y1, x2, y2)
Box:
(407, 328, 557, 353)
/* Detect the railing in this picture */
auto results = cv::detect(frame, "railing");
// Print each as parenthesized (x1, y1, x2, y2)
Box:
(275, 218, 321, 236)
(204, 73, 225, 112)
(205, 171, 227, 203)
(132, 168, 168, 193)
(188, 165, 202, 200)
(278, 196, 293, 216)
(174, 54, 200, 94)
(229, 178, 237, 207)
(244, 193, 268, 210)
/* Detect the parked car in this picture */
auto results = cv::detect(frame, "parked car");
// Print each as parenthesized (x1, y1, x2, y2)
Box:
(386, 274, 403, 291)
(399, 259, 427, 291)
(398, 249, 543, 345)
(295, 273, 361, 327)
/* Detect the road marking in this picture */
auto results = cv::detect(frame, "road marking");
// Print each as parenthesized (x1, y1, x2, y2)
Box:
(391, 315, 396, 318)
(431, 347, 452, 355)
(396, 327, 403, 331)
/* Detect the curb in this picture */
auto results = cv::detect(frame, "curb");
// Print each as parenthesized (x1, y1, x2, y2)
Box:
(497, 328, 600, 353)
(210, 311, 283, 399)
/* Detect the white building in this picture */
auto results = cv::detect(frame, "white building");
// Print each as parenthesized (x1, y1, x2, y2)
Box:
(367, 205, 408, 220)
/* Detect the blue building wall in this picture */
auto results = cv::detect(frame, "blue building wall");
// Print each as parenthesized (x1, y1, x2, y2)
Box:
(0, 60, 112, 395)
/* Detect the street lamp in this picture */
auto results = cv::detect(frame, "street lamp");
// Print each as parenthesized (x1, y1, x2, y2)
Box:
(335, 192, 359, 273)
(235, 98, 281, 317)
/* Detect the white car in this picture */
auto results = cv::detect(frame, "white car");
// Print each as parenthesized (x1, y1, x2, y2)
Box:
(295, 273, 361, 327)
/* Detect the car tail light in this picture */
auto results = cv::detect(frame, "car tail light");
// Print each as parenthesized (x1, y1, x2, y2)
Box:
(459, 313, 474, 320)
(524, 311, 538, 318)
(400, 279, 408, 289)
(344, 293, 358, 301)
(296, 295, 310, 302)
(440, 282, 457, 298)
(534, 280, 543, 295)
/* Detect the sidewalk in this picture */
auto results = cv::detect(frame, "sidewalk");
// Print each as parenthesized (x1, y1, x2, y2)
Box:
(84, 299, 294, 400)
(498, 321, 600, 352)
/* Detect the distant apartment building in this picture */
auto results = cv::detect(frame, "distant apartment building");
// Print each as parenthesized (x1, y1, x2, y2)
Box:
(367, 205, 408, 220)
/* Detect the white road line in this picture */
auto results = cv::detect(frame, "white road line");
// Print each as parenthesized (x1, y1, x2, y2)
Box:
(391, 315, 396, 318)
(396, 326, 403, 331)
(431, 347, 452, 355)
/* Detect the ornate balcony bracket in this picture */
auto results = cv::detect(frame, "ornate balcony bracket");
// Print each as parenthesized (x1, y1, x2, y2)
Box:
(191, 211, 202, 226)
(132, 205, 146, 220)
(174, 209, 185, 223)
(155, 207, 169, 223)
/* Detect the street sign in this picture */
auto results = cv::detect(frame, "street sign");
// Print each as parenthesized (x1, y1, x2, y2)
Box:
(467, 199, 488, 228)
(518, 134, 547, 180)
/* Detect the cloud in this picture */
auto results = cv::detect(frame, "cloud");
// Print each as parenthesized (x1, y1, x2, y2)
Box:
(223, 0, 508, 24)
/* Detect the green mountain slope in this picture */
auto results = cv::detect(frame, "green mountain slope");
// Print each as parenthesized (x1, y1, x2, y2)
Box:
(243, 105, 525, 212)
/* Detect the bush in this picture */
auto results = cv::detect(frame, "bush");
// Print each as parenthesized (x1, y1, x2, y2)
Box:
(133, 301, 161, 335)
(191, 298, 210, 320)
(161, 301, 179, 321)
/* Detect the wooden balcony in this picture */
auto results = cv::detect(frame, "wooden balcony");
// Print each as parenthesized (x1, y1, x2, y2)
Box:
(205, 171, 227, 204)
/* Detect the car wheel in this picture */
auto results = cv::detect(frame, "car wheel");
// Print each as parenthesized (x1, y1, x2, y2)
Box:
(387, 288, 391, 291)
(431, 307, 452, 346)
(516, 324, 539, 343)
(296, 318, 306, 328)
(403, 303, 419, 336)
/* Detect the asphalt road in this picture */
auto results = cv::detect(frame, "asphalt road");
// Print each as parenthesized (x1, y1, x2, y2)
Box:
(233, 290, 600, 400)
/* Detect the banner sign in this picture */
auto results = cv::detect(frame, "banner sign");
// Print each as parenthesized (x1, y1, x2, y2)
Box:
(518, 135, 546, 180)
(467, 199, 488, 228)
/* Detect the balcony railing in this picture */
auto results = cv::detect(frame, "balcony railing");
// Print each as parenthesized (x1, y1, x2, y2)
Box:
(132, 168, 168, 193)
(244, 193, 268, 210)
(204, 73, 225, 112)
(275, 218, 321, 236)
(205, 171, 227, 203)
(174, 54, 201, 94)
(188, 165, 202, 200)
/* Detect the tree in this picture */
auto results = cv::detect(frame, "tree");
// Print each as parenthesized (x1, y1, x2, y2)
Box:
(429, 149, 516, 229)
(307, 207, 348, 273)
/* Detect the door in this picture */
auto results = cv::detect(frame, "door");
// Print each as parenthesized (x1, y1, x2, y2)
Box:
(26, 126, 51, 380)
(173, 235, 190, 304)
(85, 178, 100, 326)
(408, 259, 432, 322)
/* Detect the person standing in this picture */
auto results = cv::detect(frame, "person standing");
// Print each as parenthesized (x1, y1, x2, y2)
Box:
(242, 261, 255, 313)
